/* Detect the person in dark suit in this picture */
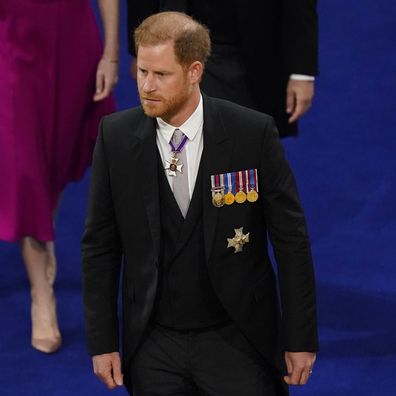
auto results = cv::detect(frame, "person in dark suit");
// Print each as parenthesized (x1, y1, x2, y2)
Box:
(82, 11, 318, 395)
(126, 0, 318, 137)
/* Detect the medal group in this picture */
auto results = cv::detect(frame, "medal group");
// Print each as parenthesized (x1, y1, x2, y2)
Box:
(211, 169, 259, 208)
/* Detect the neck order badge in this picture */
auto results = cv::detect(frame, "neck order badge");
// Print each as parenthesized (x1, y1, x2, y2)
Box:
(165, 129, 188, 177)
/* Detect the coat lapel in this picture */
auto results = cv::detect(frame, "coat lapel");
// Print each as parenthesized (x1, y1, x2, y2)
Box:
(201, 96, 233, 262)
(129, 114, 161, 262)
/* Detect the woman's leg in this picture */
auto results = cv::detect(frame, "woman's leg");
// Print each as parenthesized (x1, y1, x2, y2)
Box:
(45, 193, 63, 285)
(21, 237, 61, 353)
(45, 241, 57, 285)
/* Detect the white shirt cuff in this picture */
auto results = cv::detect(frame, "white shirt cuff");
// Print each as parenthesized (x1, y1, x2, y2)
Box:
(290, 74, 315, 81)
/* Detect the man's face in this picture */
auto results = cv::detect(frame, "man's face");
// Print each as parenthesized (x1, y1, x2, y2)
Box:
(137, 42, 193, 123)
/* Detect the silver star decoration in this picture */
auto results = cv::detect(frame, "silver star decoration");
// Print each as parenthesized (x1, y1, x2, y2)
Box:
(227, 227, 250, 253)
(165, 157, 183, 176)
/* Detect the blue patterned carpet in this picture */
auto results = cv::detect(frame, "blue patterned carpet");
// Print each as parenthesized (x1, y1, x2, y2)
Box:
(1, 1, 395, 394)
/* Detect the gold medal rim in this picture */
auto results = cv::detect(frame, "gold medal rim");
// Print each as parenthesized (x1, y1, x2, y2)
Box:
(224, 192, 235, 205)
(235, 191, 246, 204)
(247, 190, 259, 202)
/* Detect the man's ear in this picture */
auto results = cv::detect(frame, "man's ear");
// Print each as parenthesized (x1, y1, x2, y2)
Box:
(188, 61, 203, 84)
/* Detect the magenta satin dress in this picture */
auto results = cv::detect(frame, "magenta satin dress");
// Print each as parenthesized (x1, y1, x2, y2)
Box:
(0, 0, 115, 242)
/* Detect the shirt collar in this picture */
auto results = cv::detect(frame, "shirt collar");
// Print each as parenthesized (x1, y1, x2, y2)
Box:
(156, 94, 203, 143)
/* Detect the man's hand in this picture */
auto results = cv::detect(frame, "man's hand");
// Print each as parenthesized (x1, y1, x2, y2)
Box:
(286, 80, 314, 123)
(92, 352, 123, 389)
(284, 351, 316, 385)
(93, 58, 118, 102)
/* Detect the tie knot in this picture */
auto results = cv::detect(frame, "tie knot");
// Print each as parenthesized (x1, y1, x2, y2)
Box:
(172, 128, 184, 146)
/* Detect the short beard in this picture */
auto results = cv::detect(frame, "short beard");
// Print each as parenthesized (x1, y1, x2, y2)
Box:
(140, 85, 191, 122)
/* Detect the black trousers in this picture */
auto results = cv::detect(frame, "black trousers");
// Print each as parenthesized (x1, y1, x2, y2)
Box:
(127, 322, 276, 396)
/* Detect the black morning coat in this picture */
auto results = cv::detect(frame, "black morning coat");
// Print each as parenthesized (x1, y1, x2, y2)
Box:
(126, 0, 318, 136)
(81, 95, 318, 391)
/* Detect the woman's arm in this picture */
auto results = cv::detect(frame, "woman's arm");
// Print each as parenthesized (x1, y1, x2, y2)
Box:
(93, 0, 120, 101)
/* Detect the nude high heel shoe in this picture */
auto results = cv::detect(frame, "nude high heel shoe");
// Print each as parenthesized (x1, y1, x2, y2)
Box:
(31, 290, 62, 353)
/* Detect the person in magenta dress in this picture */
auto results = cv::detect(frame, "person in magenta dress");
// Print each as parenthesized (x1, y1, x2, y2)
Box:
(0, 0, 119, 353)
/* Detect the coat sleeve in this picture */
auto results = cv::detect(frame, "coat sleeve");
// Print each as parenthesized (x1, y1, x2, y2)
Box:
(259, 117, 318, 352)
(282, 0, 319, 76)
(81, 118, 123, 356)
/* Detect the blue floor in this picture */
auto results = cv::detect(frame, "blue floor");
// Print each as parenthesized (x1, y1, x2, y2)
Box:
(1, 0, 396, 394)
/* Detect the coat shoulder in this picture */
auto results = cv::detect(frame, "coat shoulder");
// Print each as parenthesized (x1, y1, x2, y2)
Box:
(214, 97, 273, 121)
(100, 106, 145, 138)
(208, 97, 277, 139)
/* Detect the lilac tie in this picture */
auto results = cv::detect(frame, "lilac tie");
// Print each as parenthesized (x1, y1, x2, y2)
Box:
(171, 129, 190, 217)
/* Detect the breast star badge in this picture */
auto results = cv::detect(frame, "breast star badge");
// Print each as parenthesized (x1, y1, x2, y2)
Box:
(227, 227, 250, 253)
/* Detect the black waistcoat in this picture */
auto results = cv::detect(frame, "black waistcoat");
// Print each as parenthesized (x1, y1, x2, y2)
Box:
(153, 152, 229, 329)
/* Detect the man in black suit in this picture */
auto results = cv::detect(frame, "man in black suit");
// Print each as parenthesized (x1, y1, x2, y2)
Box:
(82, 11, 317, 395)
(126, 0, 318, 137)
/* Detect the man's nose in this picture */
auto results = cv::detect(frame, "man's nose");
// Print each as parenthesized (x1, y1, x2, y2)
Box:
(142, 74, 156, 93)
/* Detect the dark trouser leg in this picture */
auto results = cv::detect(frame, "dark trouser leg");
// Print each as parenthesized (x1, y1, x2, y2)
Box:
(192, 323, 276, 396)
(128, 323, 277, 396)
(130, 325, 199, 396)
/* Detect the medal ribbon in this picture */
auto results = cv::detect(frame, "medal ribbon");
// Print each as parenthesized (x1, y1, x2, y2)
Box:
(238, 171, 244, 192)
(248, 169, 256, 191)
(224, 172, 229, 192)
(234, 172, 240, 192)
(169, 134, 189, 154)
(211, 174, 223, 190)
(212, 169, 257, 195)
(229, 173, 234, 193)
(245, 170, 250, 192)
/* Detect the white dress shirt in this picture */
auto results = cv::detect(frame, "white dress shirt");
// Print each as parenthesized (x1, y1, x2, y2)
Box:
(156, 95, 204, 199)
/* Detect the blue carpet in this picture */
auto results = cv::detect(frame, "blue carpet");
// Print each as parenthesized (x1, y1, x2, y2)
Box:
(1, 0, 395, 394)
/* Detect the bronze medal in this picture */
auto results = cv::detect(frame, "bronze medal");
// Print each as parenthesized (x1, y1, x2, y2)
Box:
(210, 174, 225, 208)
(212, 191, 225, 207)
(247, 189, 259, 202)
